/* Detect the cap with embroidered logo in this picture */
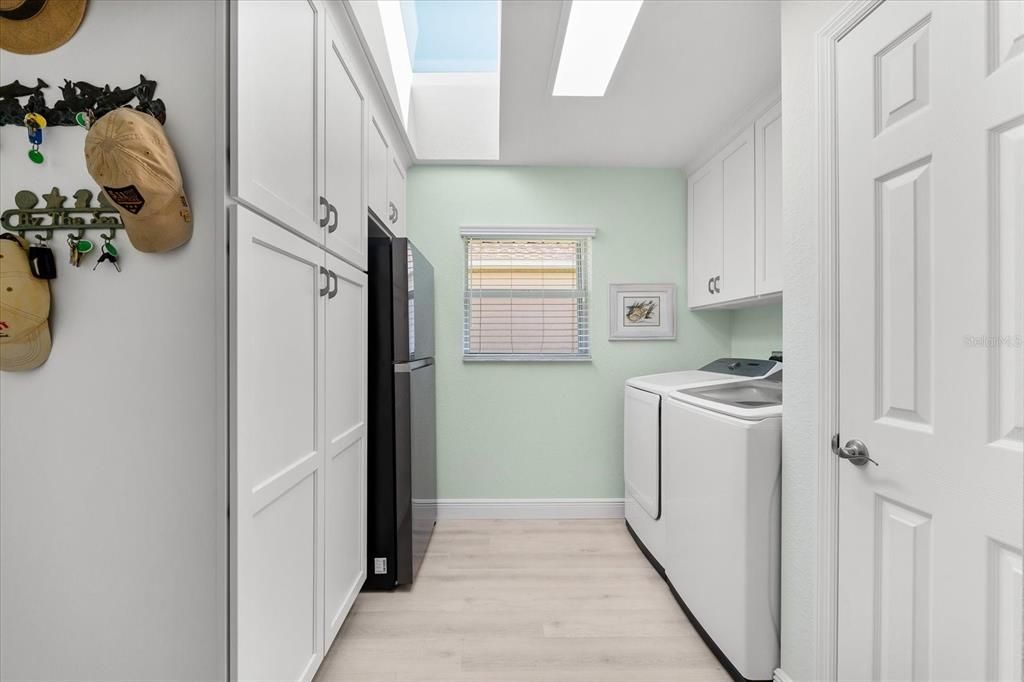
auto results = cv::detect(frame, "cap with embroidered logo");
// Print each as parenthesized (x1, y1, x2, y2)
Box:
(84, 108, 192, 253)
(0, 234, 51, 371)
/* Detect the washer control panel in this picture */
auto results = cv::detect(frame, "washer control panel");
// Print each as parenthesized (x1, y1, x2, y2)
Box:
(699, 357, 781, 378)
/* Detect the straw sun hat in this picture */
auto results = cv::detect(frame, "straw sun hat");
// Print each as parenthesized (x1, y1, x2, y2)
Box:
(0, 0, 87, 55)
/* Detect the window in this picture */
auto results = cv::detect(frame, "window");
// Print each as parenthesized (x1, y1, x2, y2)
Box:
(400, 0, 500, 74)
(462, 227, 595, 361)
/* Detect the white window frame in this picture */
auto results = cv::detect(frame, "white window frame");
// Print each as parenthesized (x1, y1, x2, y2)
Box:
(461, 225, 596, 362)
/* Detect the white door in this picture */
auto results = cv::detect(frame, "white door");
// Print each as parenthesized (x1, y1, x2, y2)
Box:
(837, 2, 1023, 680)
(755, 103, 783, 296)
(232, 206, 326, 682)
(233, 0, 321, 242)
(368, 115, 389, 224)
(687, 160, 722, 308)
(387, 156, 407, 237)
(322, 252, 368, 645)
(719, 127, 755, 302)
(323, 15, 367, 270)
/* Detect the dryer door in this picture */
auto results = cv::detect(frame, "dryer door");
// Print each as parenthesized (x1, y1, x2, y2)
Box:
(624, 386, 661, 520)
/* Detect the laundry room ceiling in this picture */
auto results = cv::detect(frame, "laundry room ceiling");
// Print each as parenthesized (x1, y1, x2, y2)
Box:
(496, 0, 781, 167)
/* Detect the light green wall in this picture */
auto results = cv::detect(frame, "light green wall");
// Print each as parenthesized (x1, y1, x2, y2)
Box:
(731, 304, 783, 359)
(407, 166, 732, 499)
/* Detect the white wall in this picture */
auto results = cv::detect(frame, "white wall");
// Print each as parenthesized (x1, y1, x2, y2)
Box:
(779, 1, 844, 680)
(0, 2, 225, 679)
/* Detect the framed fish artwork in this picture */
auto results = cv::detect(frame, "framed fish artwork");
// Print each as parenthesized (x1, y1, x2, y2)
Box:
(608, 283, 676, 340)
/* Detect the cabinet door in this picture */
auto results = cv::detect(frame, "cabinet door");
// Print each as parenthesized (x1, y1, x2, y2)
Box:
(755, 103, 783, 296)
(387, 156, 407, 237)
(368, 115, 390, 224)
(323, 15, 367, 270)
(719, 127, 756, 302)
(322, 252, 368, 646)
(233, 0, 322, 242)
(233, 206, 325, 682)
(687, 160, 723, 308)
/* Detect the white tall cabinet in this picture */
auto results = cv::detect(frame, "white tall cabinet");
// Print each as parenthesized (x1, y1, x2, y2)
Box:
(687, 100, 783, 309)
(230, 1, 409, 680)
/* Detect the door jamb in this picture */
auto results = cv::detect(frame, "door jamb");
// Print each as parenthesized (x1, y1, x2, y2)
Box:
(812, 2, 884, 680)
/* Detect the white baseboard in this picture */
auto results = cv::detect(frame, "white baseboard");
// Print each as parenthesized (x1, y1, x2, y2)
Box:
(773, 668, 794, 682)
(435, 498, 625, 520)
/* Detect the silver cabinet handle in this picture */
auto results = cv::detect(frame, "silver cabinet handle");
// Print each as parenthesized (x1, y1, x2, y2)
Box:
(327, 270, 338, 299)
(319, 266, 330, 297)
(319, 197, 330, 228)
(327, 203, 338, 234)
(714, 276, 721, 293)
(708, 278, 714, 294)
(832, 435, 878, 466)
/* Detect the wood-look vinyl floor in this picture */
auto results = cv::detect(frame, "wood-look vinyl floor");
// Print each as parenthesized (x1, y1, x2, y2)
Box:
(315, 519, 730, 682)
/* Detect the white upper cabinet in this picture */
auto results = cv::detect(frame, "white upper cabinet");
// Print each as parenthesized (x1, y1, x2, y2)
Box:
(233, 0, 321, 242)
(687, 100, 782, 309)
(687, 162, 723, 308)
(387, 156, 407, 237)
(719, 128, 756, 302)
(755, 103, 783, 296)
(323, 13, 368, 269)
(368, 115, 390, 224)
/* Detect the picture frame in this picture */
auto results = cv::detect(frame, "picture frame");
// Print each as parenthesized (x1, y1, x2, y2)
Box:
(608, 283, 677, 340)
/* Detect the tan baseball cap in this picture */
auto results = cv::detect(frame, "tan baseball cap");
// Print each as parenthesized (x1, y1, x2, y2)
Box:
(0, 235, 51, 371)
(84, 108, 192, 253)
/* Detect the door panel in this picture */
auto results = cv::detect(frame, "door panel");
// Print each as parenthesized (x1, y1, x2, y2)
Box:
(836, 2, 1023, 679)
(233, 0, 320, 241)
(624, 387, 661, 520)
(323, 255, 367, 644)
(991, 116, 1023, 447)
(233, 206, 324, 682)
(324, 16, 367, 269)
(687, 162, 722, 308)
(720, 127, 755, 301)
(368, 116, 389, 224)
(388, 156, 407, 237)
(755, 103, 783, 295)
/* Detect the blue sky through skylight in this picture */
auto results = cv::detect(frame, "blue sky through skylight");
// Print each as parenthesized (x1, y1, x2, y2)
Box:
(400, 0, 499, 73)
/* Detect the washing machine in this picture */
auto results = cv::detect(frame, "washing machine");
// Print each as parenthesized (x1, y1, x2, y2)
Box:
(662, 373, 783, 682)
(623, 358, 780, 571)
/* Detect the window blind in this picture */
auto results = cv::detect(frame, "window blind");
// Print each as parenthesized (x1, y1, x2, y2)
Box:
(463, 233, 592, 361)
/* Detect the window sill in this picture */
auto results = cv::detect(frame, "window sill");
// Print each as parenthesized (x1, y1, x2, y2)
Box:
(463, 354, 592, 363)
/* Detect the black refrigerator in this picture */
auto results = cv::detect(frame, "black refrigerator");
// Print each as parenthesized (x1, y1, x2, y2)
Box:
(365, 217, 437, 590)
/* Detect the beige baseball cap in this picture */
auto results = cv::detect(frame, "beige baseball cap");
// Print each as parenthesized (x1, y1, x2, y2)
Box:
(0, 235, 51, 371)
(84, 108, 192, 253)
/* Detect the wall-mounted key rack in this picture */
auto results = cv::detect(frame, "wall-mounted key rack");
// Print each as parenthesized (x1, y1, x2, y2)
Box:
(0, 75, 166, 127)
(1, 188, 125, 239)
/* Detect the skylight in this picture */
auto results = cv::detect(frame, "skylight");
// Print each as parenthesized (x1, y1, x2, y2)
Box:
(552, 0, 643, 97)
(400, 0, 499, 73)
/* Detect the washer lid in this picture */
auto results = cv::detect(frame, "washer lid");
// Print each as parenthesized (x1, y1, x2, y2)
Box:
(671, 375, 783, 420)
(625, 359, 781, 395)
